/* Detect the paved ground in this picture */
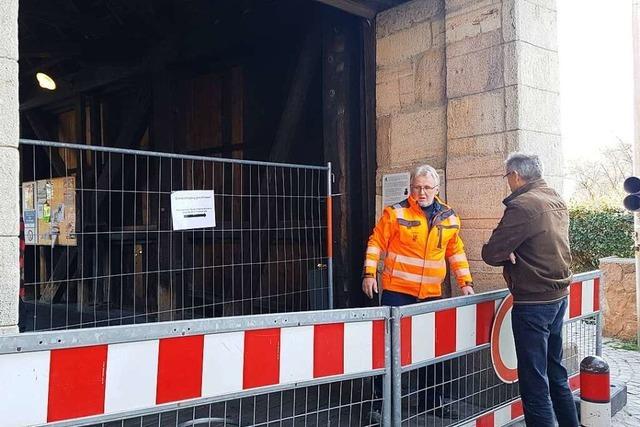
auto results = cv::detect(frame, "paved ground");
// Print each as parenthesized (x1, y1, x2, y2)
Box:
(510, 339, 638, 426)
(604, 339, 640, 426)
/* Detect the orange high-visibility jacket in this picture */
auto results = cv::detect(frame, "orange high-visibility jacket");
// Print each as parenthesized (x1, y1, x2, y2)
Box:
(363, 196, 472, 299)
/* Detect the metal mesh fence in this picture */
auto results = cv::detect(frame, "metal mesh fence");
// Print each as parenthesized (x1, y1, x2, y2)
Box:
(19, 140, 330, 331)
(77, 376, 385, 427)
(397, 314, 599, 426)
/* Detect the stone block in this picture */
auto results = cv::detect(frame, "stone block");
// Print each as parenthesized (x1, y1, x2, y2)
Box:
(0, 236, 19, 327)
(446, 175, 508, 219)
(0, 59, 19, 149)
(458, 228, 495, 260)
(0, 0, 19, 60)
(446, 45, 504, 98)
(448, 133, 505, 157)
(447, 153, 505, 180)
(503, 0, 558, 51)
(469, 272, 508, 293)
(431, 16, 446, 48)
(446, 28, 502, 58)
(445, 3, 501, 45)
(505, 130, 562, 178)
(376, 21, 432, 66)
(504, 41, 559, 92)
(390, 106, 447, 165)
(600, 258, 637, 341)
(445, 0, 501, 14)
(377, 0, 444, 39)
(376, 115, 392, 168)
(506, 85, 560, 134)
(447, 88, 505, 139)
(415, 49, 446, 105)
(0, 147, 19, 237)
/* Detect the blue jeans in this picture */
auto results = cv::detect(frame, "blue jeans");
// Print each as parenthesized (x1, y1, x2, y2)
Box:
(511, 298, 579, 427)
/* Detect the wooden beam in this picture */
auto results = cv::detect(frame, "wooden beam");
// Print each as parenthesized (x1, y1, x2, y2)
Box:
(24, 110, 66, 177)
(313, 0, 377, 18)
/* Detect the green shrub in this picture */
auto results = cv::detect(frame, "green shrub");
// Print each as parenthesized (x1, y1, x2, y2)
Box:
(569, 206, 634, 273)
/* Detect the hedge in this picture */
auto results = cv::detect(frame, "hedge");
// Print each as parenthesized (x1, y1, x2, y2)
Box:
(569, 206, 634, 273)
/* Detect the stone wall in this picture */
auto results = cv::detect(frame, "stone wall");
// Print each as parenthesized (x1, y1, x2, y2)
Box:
(0, 0, 20, 335)
(600, 257, 638, 341)
(375, 0, 448, 217)
(375, 0, 561, 293)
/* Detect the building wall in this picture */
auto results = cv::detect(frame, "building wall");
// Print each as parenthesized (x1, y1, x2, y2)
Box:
(376, 0, 561, 292)
(0, 0, 20, 334)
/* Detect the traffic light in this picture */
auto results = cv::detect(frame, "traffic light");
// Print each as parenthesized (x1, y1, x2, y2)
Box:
(624, 176, 640, 211)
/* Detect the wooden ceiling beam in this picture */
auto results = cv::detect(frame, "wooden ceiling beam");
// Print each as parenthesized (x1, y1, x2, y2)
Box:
(312, 0, 377, 19)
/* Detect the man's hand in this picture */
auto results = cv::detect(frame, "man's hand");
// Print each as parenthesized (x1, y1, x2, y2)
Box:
(362, 277, 378, 299)
(509, 252, 516, 264)
(461, 285, 474, 296)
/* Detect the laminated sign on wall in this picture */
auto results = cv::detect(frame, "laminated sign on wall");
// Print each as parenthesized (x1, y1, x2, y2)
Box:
(170, 190, 216, 230)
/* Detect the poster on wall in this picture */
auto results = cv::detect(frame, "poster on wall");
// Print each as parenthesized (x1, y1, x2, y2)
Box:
(22, 177, 77, 246)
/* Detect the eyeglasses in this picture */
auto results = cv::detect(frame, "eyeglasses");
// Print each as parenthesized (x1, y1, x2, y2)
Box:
(411, 185, 437, 193)
(502, 171, 514, 179)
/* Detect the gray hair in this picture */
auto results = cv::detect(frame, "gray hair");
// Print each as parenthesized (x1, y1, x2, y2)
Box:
(411, 164, 440, 186)
(505, 152, 544, 181)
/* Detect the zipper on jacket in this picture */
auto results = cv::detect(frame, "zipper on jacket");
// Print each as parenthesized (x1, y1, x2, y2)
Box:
(436, 224, 460, 249)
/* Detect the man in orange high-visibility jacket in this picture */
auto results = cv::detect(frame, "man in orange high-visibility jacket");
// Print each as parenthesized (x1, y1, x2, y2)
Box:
(362, 164, 474, 304)
(363, 165, 474, 421)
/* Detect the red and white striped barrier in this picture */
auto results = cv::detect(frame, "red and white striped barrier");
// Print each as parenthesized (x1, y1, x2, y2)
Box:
(0, 320, 385, 426)
(460, 374, 581, 427)
(399, 276, 600, 368)
(400, 299, 501, 366)
(566, 277, 600, 320)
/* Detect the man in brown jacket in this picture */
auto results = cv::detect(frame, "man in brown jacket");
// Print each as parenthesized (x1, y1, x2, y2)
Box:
(482, 153, 578, 427)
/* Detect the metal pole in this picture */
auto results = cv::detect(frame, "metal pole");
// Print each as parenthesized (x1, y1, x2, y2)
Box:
(633, 0, 640, 347)
(596, 310, 603, 357)
(383, 315, 392, 427)
(391, 307, 402, 425)
(326, 162, 334, 309)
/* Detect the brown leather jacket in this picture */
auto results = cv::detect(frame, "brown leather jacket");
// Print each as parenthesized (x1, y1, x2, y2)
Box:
(481, 179, 572, 303)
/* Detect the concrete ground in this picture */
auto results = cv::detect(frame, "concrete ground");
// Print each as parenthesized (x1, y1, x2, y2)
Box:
(605, 339, 640, 426)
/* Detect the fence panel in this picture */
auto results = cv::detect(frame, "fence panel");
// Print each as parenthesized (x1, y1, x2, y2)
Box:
(0, 307, 390, 427)
(19, 139, 331, 331)
(391, 271, 602, 426)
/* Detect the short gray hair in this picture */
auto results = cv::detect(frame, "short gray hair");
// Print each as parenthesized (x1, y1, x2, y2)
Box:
(411, 164, 440, 186)
(505, 152, 543, 181)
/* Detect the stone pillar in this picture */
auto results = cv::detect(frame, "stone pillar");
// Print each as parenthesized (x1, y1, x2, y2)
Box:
(600, 257, 638, 341)
(375, 0, 447, 217)
(0, 0, 20, 335)
(444, 0, 561, 291)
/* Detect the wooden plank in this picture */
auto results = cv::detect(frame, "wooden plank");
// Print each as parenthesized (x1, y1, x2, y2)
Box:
(313, 0, 377, 18)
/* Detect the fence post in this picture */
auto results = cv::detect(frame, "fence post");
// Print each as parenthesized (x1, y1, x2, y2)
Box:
(391, 307, 402, 426)
(326, 162, 333, 309)
(383, 314, 392, 426)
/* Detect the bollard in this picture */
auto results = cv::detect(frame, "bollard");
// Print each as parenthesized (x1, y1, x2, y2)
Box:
(580, 356, 611, 427)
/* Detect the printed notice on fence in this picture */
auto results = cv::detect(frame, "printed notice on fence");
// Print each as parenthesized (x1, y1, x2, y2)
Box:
(170, 190, 216, 230)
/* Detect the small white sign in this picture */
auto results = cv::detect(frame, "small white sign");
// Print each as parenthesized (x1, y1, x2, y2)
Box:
(382, 172, 410, 207)
(170, 190, 216, 231)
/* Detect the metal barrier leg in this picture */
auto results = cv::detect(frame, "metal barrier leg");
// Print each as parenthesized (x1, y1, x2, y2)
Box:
(596, 311, 603, 357)
(383, 317, 392, 426)
(391, 307, 402, 426)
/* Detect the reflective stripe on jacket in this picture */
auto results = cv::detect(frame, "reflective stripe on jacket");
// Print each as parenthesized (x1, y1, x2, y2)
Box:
(363, 196, 472, 299)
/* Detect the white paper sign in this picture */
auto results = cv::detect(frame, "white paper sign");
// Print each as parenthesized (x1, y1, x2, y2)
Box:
(170, 190, 216, 231)
(382, 172, 410, 207)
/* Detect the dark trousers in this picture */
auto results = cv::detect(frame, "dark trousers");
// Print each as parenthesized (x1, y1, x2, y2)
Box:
(511, 298, 579, 427)
(377, 291, 445, 411)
